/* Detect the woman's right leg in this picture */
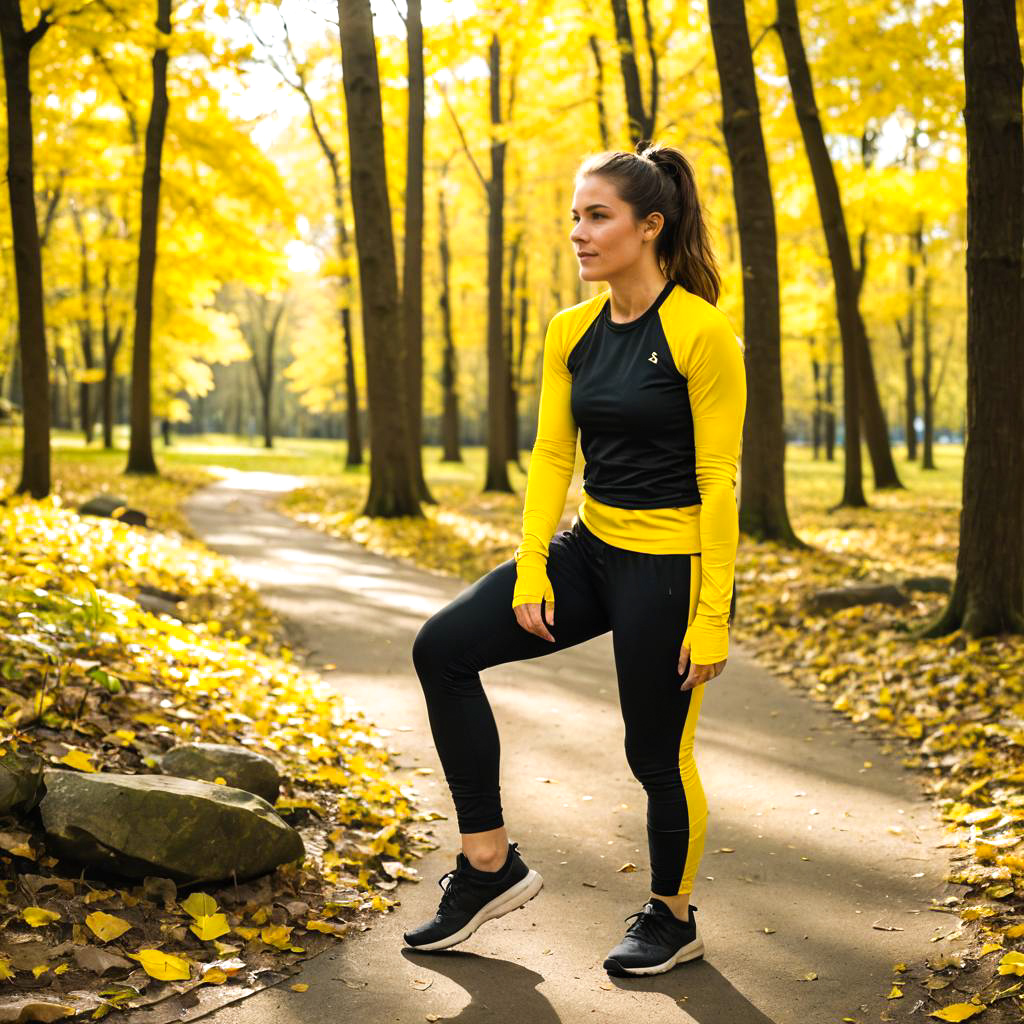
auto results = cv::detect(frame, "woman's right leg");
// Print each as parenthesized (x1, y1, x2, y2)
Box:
(411, 524, 611, 864)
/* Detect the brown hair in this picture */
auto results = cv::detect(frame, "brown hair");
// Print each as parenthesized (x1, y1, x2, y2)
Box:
(577, 140, 721, 306)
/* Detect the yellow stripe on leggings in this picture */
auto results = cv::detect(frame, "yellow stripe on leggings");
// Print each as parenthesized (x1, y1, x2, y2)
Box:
(677, 553, 709, 895)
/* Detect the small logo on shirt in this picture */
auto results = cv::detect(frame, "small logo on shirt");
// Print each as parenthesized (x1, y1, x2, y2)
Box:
(648, 351, 658, 364)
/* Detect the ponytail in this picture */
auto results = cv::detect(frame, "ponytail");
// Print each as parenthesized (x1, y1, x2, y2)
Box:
(576, 140, 721, 306)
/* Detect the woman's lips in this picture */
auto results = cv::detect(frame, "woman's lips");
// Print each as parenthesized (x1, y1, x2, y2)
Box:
(578, 252, 597, 260)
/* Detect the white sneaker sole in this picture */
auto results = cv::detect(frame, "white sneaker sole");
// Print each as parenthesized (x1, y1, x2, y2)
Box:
(604, 934, 705, 976)
(405, 868, 544, 952)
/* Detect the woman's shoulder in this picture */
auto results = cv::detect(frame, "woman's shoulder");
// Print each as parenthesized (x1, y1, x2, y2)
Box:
(662, 285, 741, 345)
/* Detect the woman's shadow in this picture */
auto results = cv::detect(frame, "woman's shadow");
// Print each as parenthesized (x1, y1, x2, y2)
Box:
(402, 948, 778, 1023)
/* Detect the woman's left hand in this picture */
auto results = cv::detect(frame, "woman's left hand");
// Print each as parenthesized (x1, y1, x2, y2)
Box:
(677, 643, 726, 691)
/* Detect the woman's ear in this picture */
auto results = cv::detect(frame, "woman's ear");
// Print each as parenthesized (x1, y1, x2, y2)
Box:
(643, 211, 664, 242)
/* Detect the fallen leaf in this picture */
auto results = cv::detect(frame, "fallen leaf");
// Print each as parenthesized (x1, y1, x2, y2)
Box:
(126, 949, 191, 981)
(22, 907, 60, 928)
(928, 1003, 985, 1021)
(181, 893, 219, 920)
(290, 983, 309, 992)
(85, 912, 132, 942)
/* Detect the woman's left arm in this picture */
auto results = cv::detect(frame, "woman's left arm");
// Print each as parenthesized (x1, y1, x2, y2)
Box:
(679, 313, 747, 678)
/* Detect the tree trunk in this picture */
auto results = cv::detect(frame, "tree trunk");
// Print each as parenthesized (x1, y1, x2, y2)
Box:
(101, 263, 122, 450)
(483, 33, 512, 493)
(337, 0, 420, 517)
(708, 0, 799, 546)
(922, 0, 1024, 640)
(0, 4, 52, 498)
(775, 0, 874, 507)
(126, 0, 171, 475)
(810, 341, 821, 459)
(403, 0, 432, 502)
(905, 224, 922, 461)
(609, 0, 653, 142)
(920, 245, 936, 470)
(824, 356, 836, 461)
(588, 34, 611, 150)
(438, 182, 461, 462)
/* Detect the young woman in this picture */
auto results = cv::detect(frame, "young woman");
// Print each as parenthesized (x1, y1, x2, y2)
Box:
(405, 140, 747, 977)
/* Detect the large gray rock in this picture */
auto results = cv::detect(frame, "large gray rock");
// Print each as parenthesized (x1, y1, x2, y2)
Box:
(159, 743, 280, 804)
(39, 769, 303, 884)
(0, 746, 44, 814)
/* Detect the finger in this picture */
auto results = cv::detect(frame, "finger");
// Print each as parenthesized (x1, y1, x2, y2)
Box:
(544, 600, 555, 628)
(528, 604, 555, 643)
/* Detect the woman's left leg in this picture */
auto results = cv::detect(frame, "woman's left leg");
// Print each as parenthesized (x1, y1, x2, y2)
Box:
(605, 546, 709, 918)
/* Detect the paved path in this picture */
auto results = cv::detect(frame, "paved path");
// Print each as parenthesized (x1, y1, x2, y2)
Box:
(184, 472, 966, 1024)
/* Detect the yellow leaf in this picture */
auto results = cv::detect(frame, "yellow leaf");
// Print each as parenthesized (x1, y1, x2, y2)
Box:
(928, 1003, 986, 1021)
(31, 965, 49, 978)
(997, 951, 1024, 976)
(54, 964, 69, 975)
(260, 925, 293, 950)
(181, 893, 219, 921)
(23, 907, 60, 927)
(233, 926, 259, 941)
(190, 914, 231, 941)
(200, 967, 228, 985)
(979, 942, 1002, 956)
(127, 949, 191, 981)
(0, 957, 14, 980)
(59, 749, 97, 773)
(249, 906, 270, 925)
(86, 911, 133, 942)
(290, 983, 309, 992)
(888, 985, 903, 998)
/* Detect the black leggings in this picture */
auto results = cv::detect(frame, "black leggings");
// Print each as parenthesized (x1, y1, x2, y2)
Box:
(411, 517, 709, 897)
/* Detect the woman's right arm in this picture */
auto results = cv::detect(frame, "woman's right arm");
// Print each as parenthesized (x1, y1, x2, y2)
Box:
(512, 310, 578, 620)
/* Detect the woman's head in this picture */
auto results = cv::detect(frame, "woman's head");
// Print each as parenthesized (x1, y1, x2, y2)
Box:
(569, 140, 721, 305)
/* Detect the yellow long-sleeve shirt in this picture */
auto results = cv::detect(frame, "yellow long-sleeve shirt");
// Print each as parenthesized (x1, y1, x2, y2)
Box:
(512, 280, 747, 665)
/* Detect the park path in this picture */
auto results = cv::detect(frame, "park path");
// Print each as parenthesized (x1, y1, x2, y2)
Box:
(183, 471, 966, 1024)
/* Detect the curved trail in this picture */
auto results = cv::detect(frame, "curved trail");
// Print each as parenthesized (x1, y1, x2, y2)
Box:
(184, 471, 964, 1024)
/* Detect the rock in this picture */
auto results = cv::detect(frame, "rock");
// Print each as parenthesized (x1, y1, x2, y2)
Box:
(77, 494, 147, 528)
(134, 584, 185, 619)
(805, 584, 910, 614)
(159, 743, 280, 805)
(901, 575, 952, 594)
(39, 770, 303, 884)
(0, 746, 44, 815)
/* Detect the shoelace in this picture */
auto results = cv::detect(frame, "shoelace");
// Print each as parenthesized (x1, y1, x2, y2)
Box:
(622, 902, 688, 947)
(437, 868, 464, 915)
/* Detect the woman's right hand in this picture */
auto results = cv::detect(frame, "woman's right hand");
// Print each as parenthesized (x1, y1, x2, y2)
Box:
(513, 599, 556, 643)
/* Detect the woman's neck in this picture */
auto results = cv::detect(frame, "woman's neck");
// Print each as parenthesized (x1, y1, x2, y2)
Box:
(605, 269, 670, 324)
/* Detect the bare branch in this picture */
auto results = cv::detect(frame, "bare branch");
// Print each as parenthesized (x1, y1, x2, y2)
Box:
(439, 81, 488, 193)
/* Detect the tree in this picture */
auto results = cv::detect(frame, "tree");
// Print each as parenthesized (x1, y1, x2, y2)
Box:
(126, 0, 172, 475)
(0, 1, 53, 498)
(922, 0, 1024, 640)
(401, 0, 433, 503)
(708, 0, 800, 547)
(774, 0, 903, 503)
(608, 0, 657, 143)
(337, 0, 420, 517)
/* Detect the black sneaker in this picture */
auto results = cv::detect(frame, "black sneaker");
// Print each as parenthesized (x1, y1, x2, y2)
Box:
(603, 898, 704, 976)
(403, 841, 544, 951)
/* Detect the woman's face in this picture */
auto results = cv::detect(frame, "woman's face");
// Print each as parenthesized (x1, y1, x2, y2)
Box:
(569, 174, 660, 282)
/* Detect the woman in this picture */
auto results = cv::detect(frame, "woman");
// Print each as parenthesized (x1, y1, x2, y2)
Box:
(405, 140, 747, 977)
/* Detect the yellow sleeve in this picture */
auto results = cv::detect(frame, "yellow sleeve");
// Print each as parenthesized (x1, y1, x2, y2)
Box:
(680, 314, 747, 664)
(512, 312, 578, 607)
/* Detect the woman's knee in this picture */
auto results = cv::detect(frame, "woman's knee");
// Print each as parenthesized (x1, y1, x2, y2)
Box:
(412, 612, 451, 681)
